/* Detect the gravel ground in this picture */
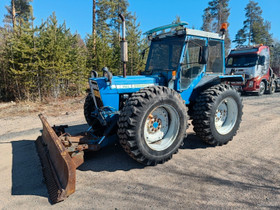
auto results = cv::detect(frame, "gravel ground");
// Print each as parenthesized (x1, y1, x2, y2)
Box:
(0, 93, 279, 209)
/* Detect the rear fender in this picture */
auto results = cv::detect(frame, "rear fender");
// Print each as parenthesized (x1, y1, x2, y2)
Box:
(189, 74, 244, 105)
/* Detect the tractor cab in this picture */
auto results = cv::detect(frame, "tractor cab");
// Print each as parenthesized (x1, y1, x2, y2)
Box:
(142, 22, 230, 102)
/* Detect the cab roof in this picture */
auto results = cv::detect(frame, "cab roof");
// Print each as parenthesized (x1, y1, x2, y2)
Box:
(144, 22, 224, 41)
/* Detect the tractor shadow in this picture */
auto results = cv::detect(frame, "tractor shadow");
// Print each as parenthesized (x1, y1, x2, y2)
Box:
(181, 133, 214, 150)
(78, 132, 212, 173)
(6, 125, 212, 200)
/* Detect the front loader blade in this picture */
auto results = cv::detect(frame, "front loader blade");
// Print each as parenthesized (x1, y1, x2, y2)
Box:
(35, 114, 80, 204)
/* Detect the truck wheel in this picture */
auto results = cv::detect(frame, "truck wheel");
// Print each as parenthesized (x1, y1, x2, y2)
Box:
(257, 81, 266, 96)
(118, 86, 188, 165)
(266, 81, 276, 94)
(192, 84, 243, 146)
(84, 93, 104, 135)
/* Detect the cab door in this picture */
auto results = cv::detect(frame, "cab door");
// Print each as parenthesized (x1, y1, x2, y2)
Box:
(180, 37, 206, 90)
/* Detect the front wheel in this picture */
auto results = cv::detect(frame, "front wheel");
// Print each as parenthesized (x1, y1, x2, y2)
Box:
(257, 81, 266, 96)
(192, 84, 243, 146)
(118, 86, 188, 165)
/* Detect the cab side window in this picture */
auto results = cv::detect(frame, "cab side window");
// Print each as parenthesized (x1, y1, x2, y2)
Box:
(206, 40, 223, 73)
(180, 38, 206, 90)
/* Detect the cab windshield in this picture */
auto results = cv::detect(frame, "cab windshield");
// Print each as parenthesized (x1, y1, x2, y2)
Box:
(226, 54, 258, 68)
(145, 36, 185, 73)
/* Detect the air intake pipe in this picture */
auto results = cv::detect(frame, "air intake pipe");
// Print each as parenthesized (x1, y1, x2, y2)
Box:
(119, 14, 128, 78)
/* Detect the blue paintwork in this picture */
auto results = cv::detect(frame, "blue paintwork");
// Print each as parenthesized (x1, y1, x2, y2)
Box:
(90, 75, 165, 110)
(87, 27, 244, 149)
(153, 122, 159, 129)
(90, 34, 243, 108)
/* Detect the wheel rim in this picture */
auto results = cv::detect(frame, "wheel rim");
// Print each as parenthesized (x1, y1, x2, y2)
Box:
(259, 81, 265, 94)
(144, 105, 180, 151)
(215, 97, 238, 135)
(272, 82, 276, 93)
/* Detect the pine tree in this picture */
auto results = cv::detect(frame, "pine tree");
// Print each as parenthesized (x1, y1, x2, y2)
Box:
(202, 8, 213, 32)
(67, 34, 88, 96)
(0, 27, 13, 101)
(234, 0, 273, 46)
(202, 0, 231, 52)
(126, 14, 144, 75)
(5, 0, 33, 29)
(1, 0, 145, 101)
(87, 0, 134, 75)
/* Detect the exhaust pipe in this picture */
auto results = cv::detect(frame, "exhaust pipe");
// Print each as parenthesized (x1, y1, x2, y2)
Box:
(119, 14, 128, 78)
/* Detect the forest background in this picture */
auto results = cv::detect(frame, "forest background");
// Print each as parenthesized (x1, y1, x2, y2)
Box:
(0, 0, 279, 102)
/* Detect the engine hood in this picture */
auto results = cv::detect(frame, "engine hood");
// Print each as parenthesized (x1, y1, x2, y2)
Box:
(88, 75, 165, 110)
(90, 75, 165, 94)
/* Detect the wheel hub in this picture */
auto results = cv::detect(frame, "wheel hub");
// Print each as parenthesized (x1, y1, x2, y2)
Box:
(147, 116, 162, 133)
(144, 107, 172, 144)
(143, 104, 181, 151)
(215, 102, 228, 127)
(214, 97, 238, 135)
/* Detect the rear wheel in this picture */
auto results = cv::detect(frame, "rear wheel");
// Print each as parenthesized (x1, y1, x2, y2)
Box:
(266, 81, 276, 94)
(192, 84, 243, 146)
(118, 86, 188, 165)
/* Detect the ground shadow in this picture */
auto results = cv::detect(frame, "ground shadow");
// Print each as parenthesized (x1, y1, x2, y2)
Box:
(181, 133, 214, 150)
(10, 140, 48, 198)
(8, 124, 210, 198)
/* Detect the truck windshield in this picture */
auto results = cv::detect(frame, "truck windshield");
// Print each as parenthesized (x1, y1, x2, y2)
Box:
(145, 36, 185, 73)
(226, 54, 258, 68)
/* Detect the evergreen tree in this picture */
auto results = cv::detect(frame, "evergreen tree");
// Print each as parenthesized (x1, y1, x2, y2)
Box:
(126, 14, 144, 75)
(67, 34, 88, 96)
(8, 20, 39, 100)
(202, 0, 231, 52)
(87, 0, 134, 75)
(5, 0, 33, 29)
(202, 8, 213, 32)
(0, 0, 145, 101)
(0, 28, 13, 100)
(234, 0, 273, 46)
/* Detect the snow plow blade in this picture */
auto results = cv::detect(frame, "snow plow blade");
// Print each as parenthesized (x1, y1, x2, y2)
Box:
(35, 114, 83, 204)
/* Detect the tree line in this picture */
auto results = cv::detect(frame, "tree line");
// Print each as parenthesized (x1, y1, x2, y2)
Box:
(0, 0, 144, 101)
(0, 0, 279, 102)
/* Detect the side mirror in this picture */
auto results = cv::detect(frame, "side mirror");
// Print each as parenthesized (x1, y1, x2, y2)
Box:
(258, 56, 265, 66)
(199, 46, 209, 64)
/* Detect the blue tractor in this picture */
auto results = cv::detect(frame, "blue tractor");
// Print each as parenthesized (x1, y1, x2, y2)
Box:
(36, 16, 244, 203)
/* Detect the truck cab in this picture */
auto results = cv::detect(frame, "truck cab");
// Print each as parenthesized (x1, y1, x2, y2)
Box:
(226, 45, 275, 95)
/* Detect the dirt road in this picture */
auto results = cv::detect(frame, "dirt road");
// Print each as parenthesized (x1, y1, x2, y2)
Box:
(0, 93, 279, 209)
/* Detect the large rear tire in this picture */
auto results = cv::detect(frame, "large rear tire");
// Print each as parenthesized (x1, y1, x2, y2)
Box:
(118, 86, 188, 165)
(192, 84, 243, 146)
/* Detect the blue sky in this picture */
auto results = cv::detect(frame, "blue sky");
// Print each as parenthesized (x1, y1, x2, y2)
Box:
(1, 0, 279, 43)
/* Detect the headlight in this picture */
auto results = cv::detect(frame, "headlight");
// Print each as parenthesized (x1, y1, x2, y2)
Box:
(248, 81, 254, 87)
